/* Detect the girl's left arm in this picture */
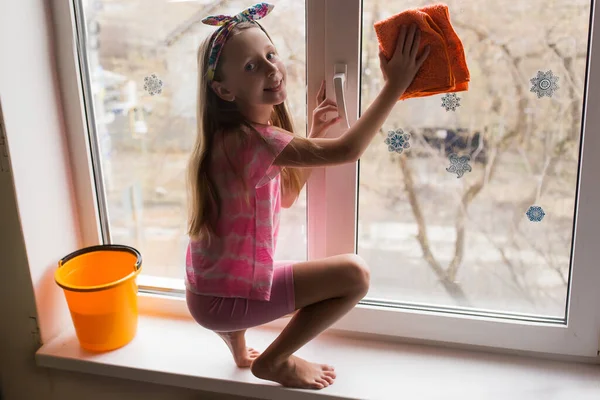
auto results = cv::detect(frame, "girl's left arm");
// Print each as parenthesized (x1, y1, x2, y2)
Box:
(280, 80, 339, 208)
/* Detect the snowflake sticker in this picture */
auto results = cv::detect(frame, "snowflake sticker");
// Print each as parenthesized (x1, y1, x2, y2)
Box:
(446, 153, 472, 178)
(530, 70, 559, 98)
(526, 205, 545, 222)
(144, 74, 163, 96)
(384, 129, 411, 154)
(441, 93, 461, 111)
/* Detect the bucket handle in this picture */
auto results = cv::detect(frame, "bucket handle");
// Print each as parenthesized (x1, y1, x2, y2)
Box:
(56, 244, 142, 293)
(58, 244, 142, 272)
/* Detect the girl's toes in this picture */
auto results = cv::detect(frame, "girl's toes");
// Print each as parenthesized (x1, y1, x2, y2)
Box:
(322, 364, 335, 371)
(324, 370, 337, 379)
(312, 380, 325, 389)
(317, 378, 329, 387)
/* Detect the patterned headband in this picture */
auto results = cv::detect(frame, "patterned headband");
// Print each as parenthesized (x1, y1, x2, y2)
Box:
(202, 3, 275, 82)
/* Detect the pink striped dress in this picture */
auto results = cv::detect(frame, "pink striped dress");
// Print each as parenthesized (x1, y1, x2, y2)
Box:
(185, 124, 294, 301)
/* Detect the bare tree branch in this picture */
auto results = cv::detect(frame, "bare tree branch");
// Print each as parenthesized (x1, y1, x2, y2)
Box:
(446, 148, 499, 281)
(547, 42, 584, 142)
(397, 153, 471, 306)
(511, 40, 583, 227)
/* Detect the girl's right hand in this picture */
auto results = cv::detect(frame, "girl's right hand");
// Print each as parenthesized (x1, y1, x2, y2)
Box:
(274, 25, 431, 169)
(378, 24, 430, 95)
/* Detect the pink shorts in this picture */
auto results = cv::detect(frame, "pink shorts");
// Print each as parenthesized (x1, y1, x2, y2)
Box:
(186, 262, 296, 332)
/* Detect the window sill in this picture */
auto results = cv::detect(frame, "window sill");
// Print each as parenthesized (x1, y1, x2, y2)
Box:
(36, 308, 600, 400)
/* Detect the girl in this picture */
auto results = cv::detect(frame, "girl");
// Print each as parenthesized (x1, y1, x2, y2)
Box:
(185, 2, 430, 390)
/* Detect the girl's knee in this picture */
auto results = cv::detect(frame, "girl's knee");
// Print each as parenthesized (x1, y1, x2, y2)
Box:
(342, 254, 370, 295)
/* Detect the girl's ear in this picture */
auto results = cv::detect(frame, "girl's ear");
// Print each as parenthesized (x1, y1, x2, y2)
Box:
(211, 81, 235, 102)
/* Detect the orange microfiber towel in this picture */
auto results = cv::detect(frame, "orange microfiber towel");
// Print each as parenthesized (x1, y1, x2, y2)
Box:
(374, 3, 470, 101)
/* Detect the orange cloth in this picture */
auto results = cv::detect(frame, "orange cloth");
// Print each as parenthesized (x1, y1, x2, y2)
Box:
(374, 3, 470, 101)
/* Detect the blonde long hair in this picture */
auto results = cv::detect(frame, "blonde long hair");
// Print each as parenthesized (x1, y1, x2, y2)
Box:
(187, 22, 305, 242)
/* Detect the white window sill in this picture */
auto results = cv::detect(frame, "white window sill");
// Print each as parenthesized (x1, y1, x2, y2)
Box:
(35, 307, 600, 400)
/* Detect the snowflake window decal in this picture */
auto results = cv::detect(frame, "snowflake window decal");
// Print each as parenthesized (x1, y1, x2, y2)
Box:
(384, 129, 411, 154)
(526, 205, 545, 222)
(441, 93, 461, 111)
(446, 153, 472, 178)
(530, 70, 559, 98)
(144, 74, 163, 96)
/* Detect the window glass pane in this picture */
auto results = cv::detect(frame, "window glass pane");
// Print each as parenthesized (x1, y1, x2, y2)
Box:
(82, 0, 307, 280)
(359, 0, 592, 317)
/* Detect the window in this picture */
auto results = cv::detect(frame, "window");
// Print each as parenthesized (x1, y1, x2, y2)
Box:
(77, 0, 307, 289)
(358, 1, 590, 317)
(64, 0, 600, 357)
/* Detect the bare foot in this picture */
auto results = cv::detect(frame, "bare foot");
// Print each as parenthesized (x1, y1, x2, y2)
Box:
(251, 354, 336, 389)
(215, 330, 261, 368)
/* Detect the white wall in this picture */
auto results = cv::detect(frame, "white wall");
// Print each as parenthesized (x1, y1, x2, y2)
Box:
(0, 151, 257, 400)
(0, 1, 253, 399)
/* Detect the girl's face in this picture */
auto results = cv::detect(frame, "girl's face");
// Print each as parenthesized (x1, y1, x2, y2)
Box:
(211, 27, 287, 122)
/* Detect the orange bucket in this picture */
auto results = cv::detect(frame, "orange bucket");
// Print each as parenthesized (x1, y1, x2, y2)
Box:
(55, 244, 142, 352)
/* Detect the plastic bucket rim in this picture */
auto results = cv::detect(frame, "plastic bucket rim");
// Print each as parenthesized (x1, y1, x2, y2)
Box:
(55, 244, 142, 293)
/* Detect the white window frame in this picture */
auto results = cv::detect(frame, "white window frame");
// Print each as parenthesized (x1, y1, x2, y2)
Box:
(53, 0, 600, 358)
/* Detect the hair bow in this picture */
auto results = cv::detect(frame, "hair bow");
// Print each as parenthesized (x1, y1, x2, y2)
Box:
(202, 3, 275, 82)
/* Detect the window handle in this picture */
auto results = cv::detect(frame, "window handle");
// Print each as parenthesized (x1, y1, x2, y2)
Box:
(333, 63, 350, 129)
